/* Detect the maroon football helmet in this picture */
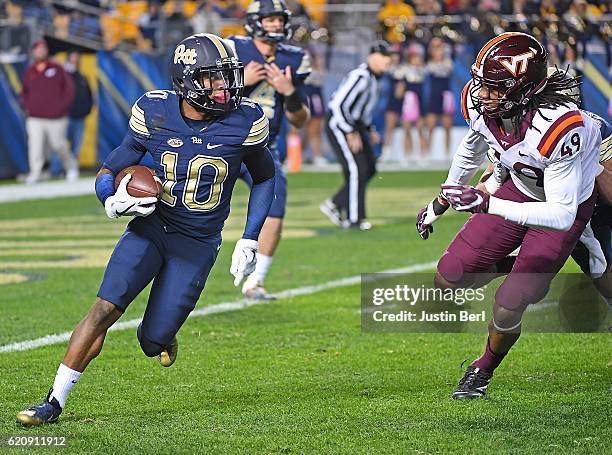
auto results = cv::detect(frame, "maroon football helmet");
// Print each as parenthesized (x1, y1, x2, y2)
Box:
(470, 32, 548, 118)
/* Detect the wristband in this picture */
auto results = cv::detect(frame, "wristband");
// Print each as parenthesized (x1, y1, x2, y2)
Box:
(284, 90, 303, 113)
(432, 196, 450, 216)
(95, 173, 115, 206)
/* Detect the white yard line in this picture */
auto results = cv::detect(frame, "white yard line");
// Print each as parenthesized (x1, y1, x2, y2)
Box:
(0, 261, 438, 354)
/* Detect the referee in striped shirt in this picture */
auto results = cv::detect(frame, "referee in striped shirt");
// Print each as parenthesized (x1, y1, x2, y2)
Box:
(321, 41, 392, 230)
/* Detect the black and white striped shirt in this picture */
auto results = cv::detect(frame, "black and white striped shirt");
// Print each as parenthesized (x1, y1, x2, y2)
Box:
(328, 63, 378, 133)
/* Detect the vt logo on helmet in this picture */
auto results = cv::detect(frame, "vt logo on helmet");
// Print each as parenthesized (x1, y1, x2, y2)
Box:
(470, 32, 547, 118)
(171, 34, 245, 115)
(245, 0, 293, 43)
(499, 50, 536, 77)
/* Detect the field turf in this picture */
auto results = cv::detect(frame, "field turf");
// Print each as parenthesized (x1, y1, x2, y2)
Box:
(0, 171, 609, 454)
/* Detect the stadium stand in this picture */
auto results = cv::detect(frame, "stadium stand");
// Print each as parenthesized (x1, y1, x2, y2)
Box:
(0, 0, 610, 178)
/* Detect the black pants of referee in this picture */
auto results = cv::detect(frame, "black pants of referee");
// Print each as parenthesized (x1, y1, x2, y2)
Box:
(326, 114, 377, 225)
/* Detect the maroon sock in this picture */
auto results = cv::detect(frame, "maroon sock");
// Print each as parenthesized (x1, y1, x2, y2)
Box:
(471, 338, 507, 375)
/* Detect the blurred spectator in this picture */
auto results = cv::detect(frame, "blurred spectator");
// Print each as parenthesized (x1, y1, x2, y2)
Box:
(4, 1, 23, 24)
(190, 0, 222, 35)
(547, 42, 563, 69)
(218, 0, 246, 19)
(539, 0, 558, 16)
(139, 1, 163, 49)
(399, 44, 426, 159)
(478, 0, 501, 12)
(562, 43, 585, 108)
(286, 0, 312, 41)
(378, 0, 416, 43)
(51, 50, 94, 176)
(286, 0, 310, 21)
(381, 48, 404, 162)
(444, 0, 468, 14)
(20, 40, 78, 184)
(563, 0, 600, 47)
(513, 0, 541, 15)
(51, 1, 72, 39)
(64, 51, 93, 161)
(0, 1, 32, 61)
(423, 38, 454, 155)
(414, 0, 443, 14)
(69, 8, 102, 42)
(302, 44, 327, 165)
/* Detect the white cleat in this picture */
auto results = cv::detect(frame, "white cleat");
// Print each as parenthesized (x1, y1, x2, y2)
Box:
(66, 167, 80, 182)
(242, 281, 276, 301)
(319, 199, 343, 227)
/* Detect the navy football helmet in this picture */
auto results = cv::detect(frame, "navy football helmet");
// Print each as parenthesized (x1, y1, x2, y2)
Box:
(170, 34, 244, 115)
(245, 0, 292, 43)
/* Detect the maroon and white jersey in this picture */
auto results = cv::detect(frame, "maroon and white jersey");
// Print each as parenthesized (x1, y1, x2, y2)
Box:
(444, 81, 602, 231)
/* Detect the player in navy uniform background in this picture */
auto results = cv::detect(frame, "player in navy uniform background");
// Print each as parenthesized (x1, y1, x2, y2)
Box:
(225, 0, 311, 300)
(16, 33, 276, 426)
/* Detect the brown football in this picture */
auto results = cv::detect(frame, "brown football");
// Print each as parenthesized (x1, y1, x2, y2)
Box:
(114, 165, 163, 200)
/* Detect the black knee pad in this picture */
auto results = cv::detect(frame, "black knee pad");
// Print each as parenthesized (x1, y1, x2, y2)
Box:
(137, 324, 164, 357)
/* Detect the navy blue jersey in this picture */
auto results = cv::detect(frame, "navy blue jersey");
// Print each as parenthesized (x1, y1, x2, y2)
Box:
(226, 35, 311, 145)
(126, 90, 269, 237)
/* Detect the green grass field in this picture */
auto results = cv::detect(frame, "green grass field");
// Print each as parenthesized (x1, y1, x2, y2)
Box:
(0, 171, 610, 454)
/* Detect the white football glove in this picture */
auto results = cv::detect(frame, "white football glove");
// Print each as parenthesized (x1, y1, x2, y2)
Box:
(483, 161, 509, 195)
(104, 174, 158, 219)
(230, 238, 258, 287)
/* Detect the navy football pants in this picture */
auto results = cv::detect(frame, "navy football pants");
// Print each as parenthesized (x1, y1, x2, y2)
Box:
(98, 214, 221, 353)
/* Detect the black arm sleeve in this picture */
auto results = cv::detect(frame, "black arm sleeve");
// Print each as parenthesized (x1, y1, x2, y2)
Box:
(242, 146, 275, 183)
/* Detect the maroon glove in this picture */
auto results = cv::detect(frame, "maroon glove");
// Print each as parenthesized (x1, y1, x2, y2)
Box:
(416, 206, 433, 239)
(416, 195, 449, 240)
(441, 184, 490, 214)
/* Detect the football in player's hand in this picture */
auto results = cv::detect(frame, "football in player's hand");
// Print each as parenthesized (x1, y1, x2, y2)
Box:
(115, 166, 163, 200)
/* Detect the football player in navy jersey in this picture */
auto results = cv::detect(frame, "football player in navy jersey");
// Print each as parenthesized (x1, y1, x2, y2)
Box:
(225, 0, 311, 300)
(16, 34, 276, 426)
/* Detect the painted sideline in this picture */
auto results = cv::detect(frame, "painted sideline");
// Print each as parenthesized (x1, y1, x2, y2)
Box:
(0, 261, 438, 354)
(0, 178, 96, 203)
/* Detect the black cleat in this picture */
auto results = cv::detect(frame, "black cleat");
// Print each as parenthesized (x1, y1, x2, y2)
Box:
(16, 390, 63, 426)
(452, 365, 492, 400)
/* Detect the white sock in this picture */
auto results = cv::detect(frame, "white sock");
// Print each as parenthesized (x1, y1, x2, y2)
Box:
(50, 363, 82, 408)
(246, 254, 273, 287)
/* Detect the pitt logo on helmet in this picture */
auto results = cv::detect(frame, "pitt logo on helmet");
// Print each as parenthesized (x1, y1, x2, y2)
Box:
(499, 49, 536, 77)
(174, 44, 197, 65)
